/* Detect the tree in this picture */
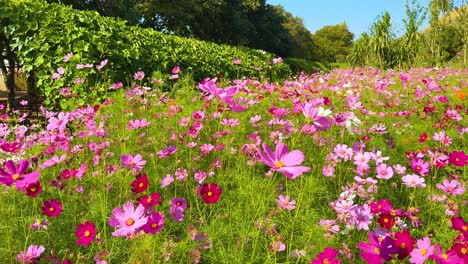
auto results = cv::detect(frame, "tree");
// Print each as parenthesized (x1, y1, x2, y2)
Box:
(423, 0, 454, 65)
(312, 23, 354, 63)
(348, 33, 371, 67)
(370, 12, 394, 69)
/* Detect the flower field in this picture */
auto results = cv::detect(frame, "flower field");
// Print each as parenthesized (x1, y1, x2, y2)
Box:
(0, 57, 467, 263)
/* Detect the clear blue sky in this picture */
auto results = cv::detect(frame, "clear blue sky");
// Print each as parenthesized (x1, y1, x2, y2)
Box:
(266, 0, 432, 38)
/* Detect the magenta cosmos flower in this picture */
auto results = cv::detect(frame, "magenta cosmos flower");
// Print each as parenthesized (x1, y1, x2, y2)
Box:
(141, 212, 165, 234)
(257, 142, 311, 179)
(302, 102, 332, 131)
(109, 202, 148, 237)
(41, 198, 62, 217)
(0, 159, 40, 190)
(311, 247, 341, 264)
(75, 221, 96, 247)
(448, 151, 468, 166)
(199, 183, 222, 204)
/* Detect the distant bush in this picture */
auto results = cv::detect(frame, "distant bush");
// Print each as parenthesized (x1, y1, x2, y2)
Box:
(0, 0, 290, 110)
(284, 58, 330, 74)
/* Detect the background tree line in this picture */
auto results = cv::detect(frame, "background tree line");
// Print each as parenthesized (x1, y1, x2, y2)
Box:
(46, 0, 354, 64)
(349, 0, 468, 69)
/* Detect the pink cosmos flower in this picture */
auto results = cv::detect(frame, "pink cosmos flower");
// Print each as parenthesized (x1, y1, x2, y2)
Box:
(276, 195, 296, 210)
(402, 174, 426, 188)
(39, 154, 67, 169)
(0, 159, 40, 190)
(257, 142, 311, 179)
(353, 152, 372, 166)
(429, 243, 465, 264)
(436, 179, 465, 195)
(109, 202, 148, 237)
(351, 204, 373, 230)
(410, 236, 434, 264)
(319, 219, 340, 234)
(269, 241, 286, 252)
(358, 232, 384, 264)
(120, 154, 146, 171)
(376, 164, 394, 180)
(172, 66, 181, 74)
(302, 102, 332, 131)
(411, 158, 430, 176)
(334, 144, 353, 161)
(63, 52, 73, 62)
(17, 245, 45, 263)
(127, 119, 151, 130)
(160, 174, 174, 188)
(133, 71, 145, 81)
(312, 247, 341, 264)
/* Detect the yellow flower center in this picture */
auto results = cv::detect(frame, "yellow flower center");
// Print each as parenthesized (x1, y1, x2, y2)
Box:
(400, 243, 406, 249)
(84, 230, 90, 237)
(442, 253, 448, 260)
(151, 223, 158, 229)
(12, 174, 20, 180)
(126, 218, 135, 226)
(49, 207, 54, 212)
(461, 248, 467, 254)
(420, 249, 427, 256)
(374, 247, 380, 254)
(462, 225, 467, 231)
(207, 191, 213, 197)
(384, 218, 389, 223)
(30, 186, 37, 192)
(138, 182, 144, 188)
(146, 197, 152, 203)
(130, 161, 135, 166)
(275, 161, 284, 168)
(323, 259, 329, 264)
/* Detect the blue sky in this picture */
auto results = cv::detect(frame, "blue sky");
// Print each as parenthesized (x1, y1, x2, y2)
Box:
(266, 0, 431, 38)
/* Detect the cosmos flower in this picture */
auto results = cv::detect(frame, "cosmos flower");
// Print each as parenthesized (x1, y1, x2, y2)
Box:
(42, 199, 62, 217)
(75, 221, 96, 247)
(410, 236, 434, 264)
(141, 212, 165, 234)
(131, 173, 149, 194)
(109, 202, 148, 237)
(120, 154, 146, 171)
(257, 142, 310, 179)
(276, 195, 296, 211)
(0, 159, 40, 190)
(199, 183, 222, 204)
(17, 245, 45, 263)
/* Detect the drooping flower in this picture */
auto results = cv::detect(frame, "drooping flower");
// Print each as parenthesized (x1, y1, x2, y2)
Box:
(276, 195, 296, 211)
(410, 236, 434, 264)
(41, 199, 62, 217)
(199, 183, 222, 204)
(131, 173, 148, 194)
(257, 142, 311, 179)
(75, 221, 96, 247)
(157, 146, 177, 159)
(311, 247, 341, 264)
(17, 245, 45, 263)
(269, 241, 285, 252)
(109, 202, 148, 237)
(302, 102, 332, 131)
(141, 212, 165, 234)
(0, 159, 40, 190)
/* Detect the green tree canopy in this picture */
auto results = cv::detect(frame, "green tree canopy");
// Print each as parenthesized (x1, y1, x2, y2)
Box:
(311, 23, 354, 63)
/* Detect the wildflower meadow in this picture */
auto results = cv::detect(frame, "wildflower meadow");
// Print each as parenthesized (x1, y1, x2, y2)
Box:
(0, 54, 467, 263)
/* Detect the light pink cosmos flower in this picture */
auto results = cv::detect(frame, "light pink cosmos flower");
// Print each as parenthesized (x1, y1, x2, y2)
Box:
(197, 78, 245, 112)
(257, 142, 311, 179)
(353, 152, 371, 167)
(409, 236, 434, 264)
(276, 195, 296, 210)
(127, 119, 151, 130)
(17, 245, 45, 263)
(120, 154, 146, 171)
(161, 175, 174, 188)
(39, 154, 67, 169)
(46, 112, 70, 132)
(302, 102, 332, 131)
(109, 202, 148, 237)
(0, 160, 40, 190)
(436, 179, 465, 195)
(351, 204, 373, 230)
(376, 164, 394, 180)
(133, 71, 145, 81)
(334, 144, 353, 161)
(402, 174, 426, 188)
